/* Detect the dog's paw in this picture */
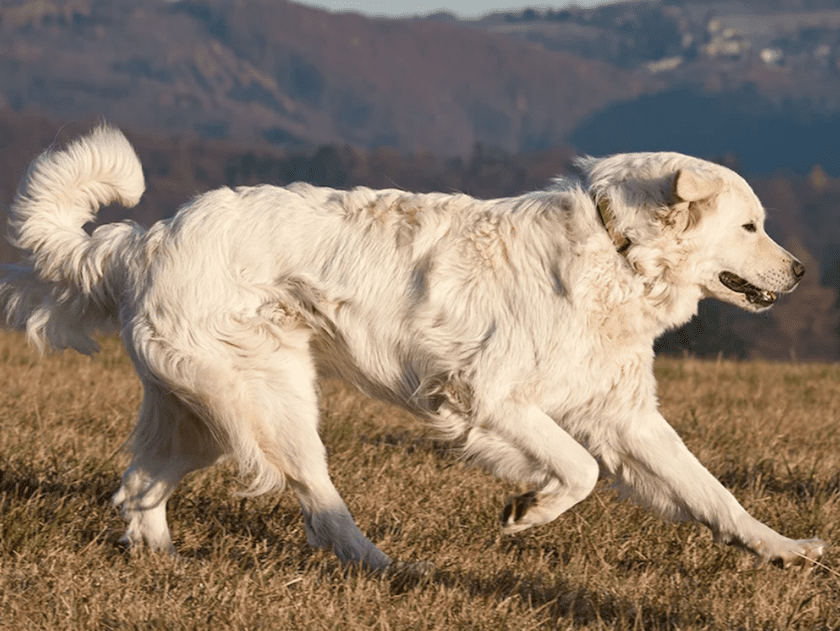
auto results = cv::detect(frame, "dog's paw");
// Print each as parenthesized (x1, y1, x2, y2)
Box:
(501, 491, 538, 534)
(760, 538, 829, 570)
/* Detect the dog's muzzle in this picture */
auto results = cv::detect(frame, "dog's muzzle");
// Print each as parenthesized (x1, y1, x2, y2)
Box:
(718, 271, 777, 307)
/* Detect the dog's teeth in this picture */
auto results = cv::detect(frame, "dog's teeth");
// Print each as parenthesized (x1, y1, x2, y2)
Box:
(748, 290, 776, 306)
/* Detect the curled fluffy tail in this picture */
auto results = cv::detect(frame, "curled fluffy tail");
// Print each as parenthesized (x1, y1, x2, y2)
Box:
(2, 125, 146, 354)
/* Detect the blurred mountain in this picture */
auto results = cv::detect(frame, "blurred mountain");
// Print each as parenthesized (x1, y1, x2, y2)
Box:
(458, 0, 840, 174)
(5, 0, 840, 360)
(0, 0, 643, 156)
(5, 0, 840, 173)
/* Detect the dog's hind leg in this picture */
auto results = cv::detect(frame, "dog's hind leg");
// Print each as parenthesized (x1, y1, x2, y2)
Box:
(113, 383, 223, 553)
(463, 404, 600, 534)
(289, 473, 392, 571)
(199, 341, 392, 571)
(250, 358, 392, 570)
(117, 340, 391, 569)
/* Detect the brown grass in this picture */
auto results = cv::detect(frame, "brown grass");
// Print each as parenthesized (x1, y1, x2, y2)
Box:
(0, 329, 838, 630)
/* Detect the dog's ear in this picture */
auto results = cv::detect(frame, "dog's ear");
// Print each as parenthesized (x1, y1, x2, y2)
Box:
(667, 169, 725, 232)
(663, 169, 723, 233)
(672, 169, 724, 203)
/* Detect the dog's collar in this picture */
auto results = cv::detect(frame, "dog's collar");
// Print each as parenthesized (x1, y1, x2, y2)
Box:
(594, 196, 632, 256)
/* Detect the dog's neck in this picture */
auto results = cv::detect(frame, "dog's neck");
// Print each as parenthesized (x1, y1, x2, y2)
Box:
(590, 196, 704, 339)
(594, 196, 631, 256)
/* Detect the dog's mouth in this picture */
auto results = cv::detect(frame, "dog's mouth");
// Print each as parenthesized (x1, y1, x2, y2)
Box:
(719, 271, 777, 307)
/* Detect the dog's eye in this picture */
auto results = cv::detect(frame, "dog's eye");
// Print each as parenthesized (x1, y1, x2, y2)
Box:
(742, 222, 757, 233)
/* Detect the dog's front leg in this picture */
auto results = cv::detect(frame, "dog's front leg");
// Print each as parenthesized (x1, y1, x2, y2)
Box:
(610, 410, 827, 567)
(463, 404, 600, 533)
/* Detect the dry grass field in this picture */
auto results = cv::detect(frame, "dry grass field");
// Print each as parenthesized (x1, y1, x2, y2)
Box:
(0, 329, 838, 630)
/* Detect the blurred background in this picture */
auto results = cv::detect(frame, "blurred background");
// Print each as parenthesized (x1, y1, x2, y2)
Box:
(2, 0, 840, 359)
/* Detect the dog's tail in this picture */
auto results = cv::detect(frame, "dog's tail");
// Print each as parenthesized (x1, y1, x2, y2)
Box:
(1, 125, 146, 354)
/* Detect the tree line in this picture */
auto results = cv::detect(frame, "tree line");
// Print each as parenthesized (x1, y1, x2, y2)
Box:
(1, 112, 838, 360)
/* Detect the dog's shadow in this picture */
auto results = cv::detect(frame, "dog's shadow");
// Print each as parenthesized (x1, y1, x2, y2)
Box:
(381, 560, 693, 629)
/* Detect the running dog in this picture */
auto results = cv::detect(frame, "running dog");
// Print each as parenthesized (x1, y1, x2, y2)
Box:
(1, 126, 826, 570)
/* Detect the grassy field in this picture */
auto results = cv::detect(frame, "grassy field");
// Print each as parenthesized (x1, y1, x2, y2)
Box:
(0, 329, 838, 630)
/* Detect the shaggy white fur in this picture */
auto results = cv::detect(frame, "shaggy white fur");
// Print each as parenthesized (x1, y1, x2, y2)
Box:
(1, 126, 826, 570)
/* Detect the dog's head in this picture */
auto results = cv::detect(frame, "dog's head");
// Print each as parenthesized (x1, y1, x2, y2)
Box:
(577, 152, 804, 314)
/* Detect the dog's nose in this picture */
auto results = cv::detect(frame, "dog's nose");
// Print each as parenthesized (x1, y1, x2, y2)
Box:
(792, 260, 805, 281)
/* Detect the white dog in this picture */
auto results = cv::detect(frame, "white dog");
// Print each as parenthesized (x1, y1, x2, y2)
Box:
(1, 126, 826, 571)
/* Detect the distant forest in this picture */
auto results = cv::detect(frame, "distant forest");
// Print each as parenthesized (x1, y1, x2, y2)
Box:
(2, 111, 839, 361)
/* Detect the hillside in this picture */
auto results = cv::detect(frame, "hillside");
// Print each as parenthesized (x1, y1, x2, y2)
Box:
(4, 0, 840, 359)
(4, 0, 840, 172)
(461, 0, 840, 174)
(0, 0, 643, 156)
